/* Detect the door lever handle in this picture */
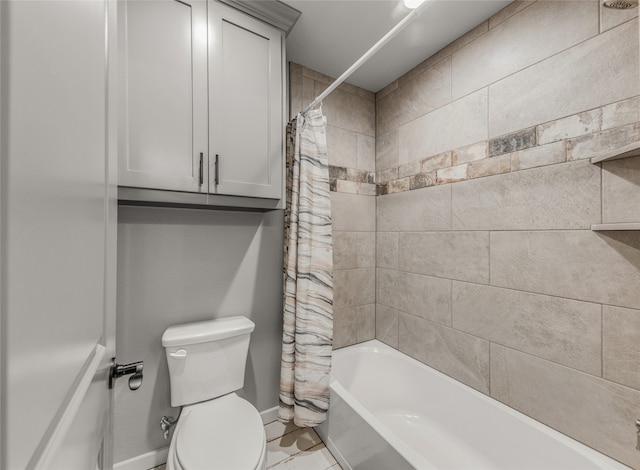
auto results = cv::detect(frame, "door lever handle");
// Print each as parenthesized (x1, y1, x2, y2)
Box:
(109, 358, 144, 391)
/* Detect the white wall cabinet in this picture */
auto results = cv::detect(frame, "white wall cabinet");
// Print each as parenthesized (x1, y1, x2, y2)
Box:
(209, 1, 283, 199)
(119, 0, 208, 193)
(119, 0, 284, 202)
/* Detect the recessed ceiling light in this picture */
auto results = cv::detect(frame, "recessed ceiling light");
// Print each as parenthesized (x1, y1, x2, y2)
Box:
(403, 0, 426, 9)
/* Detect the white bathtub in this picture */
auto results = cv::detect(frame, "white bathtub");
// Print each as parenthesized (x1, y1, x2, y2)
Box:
(316, 340, 630, 470)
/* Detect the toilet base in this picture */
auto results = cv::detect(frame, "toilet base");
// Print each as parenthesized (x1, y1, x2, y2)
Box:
(166, 393, 266, 470)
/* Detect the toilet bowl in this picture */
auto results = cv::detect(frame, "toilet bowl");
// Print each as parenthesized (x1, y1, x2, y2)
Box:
(166, 394, 266, 470)
(162, 316, 266, 470)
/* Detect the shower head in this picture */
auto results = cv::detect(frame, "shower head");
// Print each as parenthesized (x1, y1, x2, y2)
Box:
(603, 0, 638, 9)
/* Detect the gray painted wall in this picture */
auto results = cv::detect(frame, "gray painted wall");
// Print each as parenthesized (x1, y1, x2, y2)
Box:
(114, 206, 284, 463)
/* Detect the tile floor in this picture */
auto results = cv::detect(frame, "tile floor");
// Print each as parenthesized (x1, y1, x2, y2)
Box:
(150, 420, 342, 470)
(264, 420, 341, 470)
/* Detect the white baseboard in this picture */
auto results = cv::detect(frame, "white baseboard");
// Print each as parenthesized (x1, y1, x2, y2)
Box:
(260, 405, 279, 424)
(114, 447, 169, 470)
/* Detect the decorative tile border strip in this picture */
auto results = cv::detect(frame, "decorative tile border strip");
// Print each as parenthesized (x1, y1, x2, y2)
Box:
(327, 97, 640, 197)
(329, 166, 376, 196)
(488, 127, 536, 157)
(376, 96, 640, 196)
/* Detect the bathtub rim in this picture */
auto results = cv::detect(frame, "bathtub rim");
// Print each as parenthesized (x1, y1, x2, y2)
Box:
(327, 339, 631, 470)
(329, 379, 430, 468)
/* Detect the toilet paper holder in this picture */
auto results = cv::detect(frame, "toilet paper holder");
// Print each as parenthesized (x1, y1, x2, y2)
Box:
(109, 358, 144, 391)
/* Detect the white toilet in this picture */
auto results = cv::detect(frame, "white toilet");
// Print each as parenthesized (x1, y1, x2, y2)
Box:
(162, 316, 267, 470)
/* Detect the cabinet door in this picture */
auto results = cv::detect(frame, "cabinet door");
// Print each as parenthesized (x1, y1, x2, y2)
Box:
(119, 0, 208, 192)
(209, 1, 283, 199)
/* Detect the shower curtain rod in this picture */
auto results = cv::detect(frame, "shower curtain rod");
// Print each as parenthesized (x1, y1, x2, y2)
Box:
(299, 0, 432, 116)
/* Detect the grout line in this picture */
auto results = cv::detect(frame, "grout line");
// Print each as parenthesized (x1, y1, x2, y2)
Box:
(449, 54, 453, 102)
(375, 152, 617, 197)
(379, 227, 607, 232)
(489, 0, 537, 31)
(488, 230, 492, 286)
(448, 180, 453, 231)
(599, 159, 604, 225)
(379, 298, 450, 327)
(398, 300, 633, 385)
(267, 429, 324, 468)
(488, 341, 492, 396)
(384, 23, 636, 142)
(268, 442, 332, 470)
(374, 186, 378, 340)
(450, 278, 453, 327)
(492, 341, 640, 394)
(376, 267, 637, 312)
(487, 84, 491, 145)
(377, 93, 637, 176)
(453, 17, 606, 106)
(601, 303, 604, 379)
(266, 424, 302, 443)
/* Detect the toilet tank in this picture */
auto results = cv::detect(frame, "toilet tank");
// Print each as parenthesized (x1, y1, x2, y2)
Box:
(162, 316, 255, 407)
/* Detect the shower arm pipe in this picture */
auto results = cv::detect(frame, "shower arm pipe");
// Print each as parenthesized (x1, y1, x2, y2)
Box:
(300, 0, 432, 116)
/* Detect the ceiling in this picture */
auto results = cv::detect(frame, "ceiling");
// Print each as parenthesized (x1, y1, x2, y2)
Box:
(282, 0, 513, 92)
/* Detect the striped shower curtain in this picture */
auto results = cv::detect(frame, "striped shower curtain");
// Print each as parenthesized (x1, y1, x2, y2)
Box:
(278, 109, 334, 427)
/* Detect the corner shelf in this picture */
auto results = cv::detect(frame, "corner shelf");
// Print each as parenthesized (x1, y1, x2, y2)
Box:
(590, 142, 640, 232)
(591, 222, 640, 231)
(590, 141, 640, 164)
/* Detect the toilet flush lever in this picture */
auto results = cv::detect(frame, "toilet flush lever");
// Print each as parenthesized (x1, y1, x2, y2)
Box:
(109, 358, 144, 391)
(169, 349, 187, 358)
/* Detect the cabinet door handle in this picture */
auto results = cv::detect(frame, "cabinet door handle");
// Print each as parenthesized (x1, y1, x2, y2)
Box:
(215, 154, 219, 186)
(199, 152, 204, 186)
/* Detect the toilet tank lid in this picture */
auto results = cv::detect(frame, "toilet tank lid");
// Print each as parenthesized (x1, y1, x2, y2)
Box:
(162, 316, 255, 347)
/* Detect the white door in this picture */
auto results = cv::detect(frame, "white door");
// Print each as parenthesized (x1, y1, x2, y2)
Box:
(0, 1, 118, 469)
(209, 1, 284, 199)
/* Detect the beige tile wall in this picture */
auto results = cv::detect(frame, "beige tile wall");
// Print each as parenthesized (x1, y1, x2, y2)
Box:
(289, 63, 376, 349)
(291, 1, 640, 466)
(374, 1, 640, 468)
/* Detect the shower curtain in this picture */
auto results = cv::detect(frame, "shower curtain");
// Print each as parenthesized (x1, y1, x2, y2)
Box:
(278, 109, 334, 427)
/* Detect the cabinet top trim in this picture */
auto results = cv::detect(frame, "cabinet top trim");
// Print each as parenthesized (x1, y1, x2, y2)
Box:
(217, 0, 300, 35)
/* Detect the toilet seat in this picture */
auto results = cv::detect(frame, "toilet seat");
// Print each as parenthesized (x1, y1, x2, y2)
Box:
(170, 393, 266, 470)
